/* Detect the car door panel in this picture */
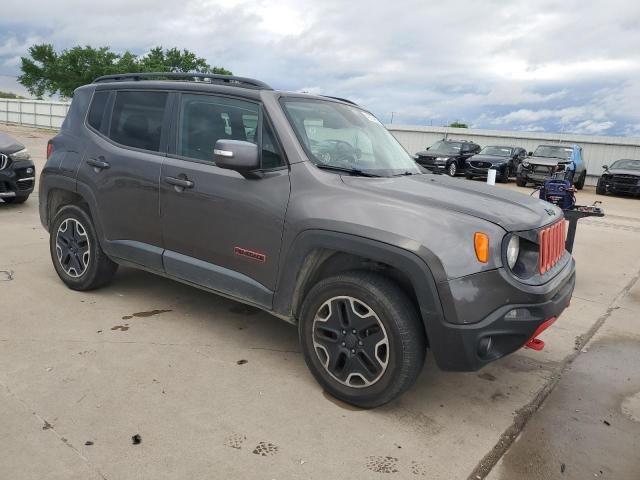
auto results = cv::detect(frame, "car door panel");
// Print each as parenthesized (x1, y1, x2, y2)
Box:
(160, 92, 291, 297)
(76, 89, 169, 271)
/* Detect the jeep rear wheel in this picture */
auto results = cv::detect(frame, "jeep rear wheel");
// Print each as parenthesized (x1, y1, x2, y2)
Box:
(299, 271, 426, 408)
(575, 171, 586, 190)
(50, 205, 118, 291)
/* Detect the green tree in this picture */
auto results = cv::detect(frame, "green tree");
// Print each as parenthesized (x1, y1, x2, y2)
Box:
(448, 121, 468, 128)
(0, 91, 27, 99)
(18, 44, 232, 98)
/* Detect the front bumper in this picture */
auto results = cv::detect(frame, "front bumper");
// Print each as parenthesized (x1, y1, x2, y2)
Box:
(0, 160, 36, 199)
(466, 164, 506, 177)
(598, 178, 640, 196)
(428, 257, 575, 371)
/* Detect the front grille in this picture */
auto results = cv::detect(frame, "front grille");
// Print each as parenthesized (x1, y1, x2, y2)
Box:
(532, 165, 553, 174)
(538, 221, 566, 274)
(611, 174, 638, 185)
(471, 161, 491, 168)
(16, 179, 34, 191)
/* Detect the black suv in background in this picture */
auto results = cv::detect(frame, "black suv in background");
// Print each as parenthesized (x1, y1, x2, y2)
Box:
(465, 145, 527, 182)
(414, 139, 481, 176)
(596, 159, 640, 197)
(0, 132, 36, 204)
(39, 73, 575, 408)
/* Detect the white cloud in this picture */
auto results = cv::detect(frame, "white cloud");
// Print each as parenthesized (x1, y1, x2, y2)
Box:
(0, 0, 638, 134)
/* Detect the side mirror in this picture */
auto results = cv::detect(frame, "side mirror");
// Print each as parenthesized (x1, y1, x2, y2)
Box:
(602, 165, 609, 170)
(214, 140, 260, 177)
(527, 151, 533, 156)
(425, 146, 430, 150)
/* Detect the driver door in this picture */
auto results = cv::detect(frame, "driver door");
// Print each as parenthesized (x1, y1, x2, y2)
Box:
(160, 93, 290, 306)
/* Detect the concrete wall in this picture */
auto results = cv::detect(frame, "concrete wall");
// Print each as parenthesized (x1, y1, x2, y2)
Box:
(0, 99, 70, 129)
(387, 124, 640, 186)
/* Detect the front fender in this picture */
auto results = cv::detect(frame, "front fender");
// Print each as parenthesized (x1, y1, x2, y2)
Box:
(272, 229, 446, 339)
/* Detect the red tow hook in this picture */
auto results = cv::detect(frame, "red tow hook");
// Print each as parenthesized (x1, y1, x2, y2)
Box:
(524, 317, 557, 351)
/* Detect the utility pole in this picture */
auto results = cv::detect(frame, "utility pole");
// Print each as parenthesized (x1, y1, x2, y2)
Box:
(390, 112, 396, 124)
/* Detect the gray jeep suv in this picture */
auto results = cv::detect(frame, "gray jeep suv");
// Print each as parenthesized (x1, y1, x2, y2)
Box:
(39, 73, 575, 408)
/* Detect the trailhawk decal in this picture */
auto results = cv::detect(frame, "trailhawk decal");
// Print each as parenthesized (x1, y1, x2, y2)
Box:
(234, 247, 266, 263)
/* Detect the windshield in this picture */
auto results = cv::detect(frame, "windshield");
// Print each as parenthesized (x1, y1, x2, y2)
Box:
(479, 146, 512, 157)
(282, 98, 421, 177)
(533, 145, 573, 160)
(611, 159, 640, 170)
(429, 141, 462, 155)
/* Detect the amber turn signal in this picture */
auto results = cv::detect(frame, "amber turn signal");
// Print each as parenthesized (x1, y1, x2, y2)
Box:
(474, 232, 489, 263)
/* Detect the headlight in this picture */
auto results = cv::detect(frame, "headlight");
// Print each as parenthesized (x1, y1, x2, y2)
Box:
(521, 161, 530, 168)
(506, 235, 520, 269)
(435, 157, 449, 163)
(9, 148, 31, 161)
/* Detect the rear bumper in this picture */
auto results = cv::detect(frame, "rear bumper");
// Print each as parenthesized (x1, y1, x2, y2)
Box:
(0, 160, 35, 198)
(428, 257, 575, 371)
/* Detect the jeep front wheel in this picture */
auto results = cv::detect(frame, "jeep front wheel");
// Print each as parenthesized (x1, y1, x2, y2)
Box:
(299, 271, 426, 408)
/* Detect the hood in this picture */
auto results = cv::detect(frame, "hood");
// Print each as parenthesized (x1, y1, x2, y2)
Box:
(526, 156, 570, 167)
(341, 173, 561, 231)
(0, 132, 25, 155)
(606, 168, 640, 176)
(468, 154, 509, 164)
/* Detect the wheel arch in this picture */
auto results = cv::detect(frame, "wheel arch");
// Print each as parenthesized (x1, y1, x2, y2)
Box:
(273, 230, 445, 344)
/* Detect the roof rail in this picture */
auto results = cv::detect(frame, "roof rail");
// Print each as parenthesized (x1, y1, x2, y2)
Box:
(93, 72, 272, 90)
(322, 95, 358, 106)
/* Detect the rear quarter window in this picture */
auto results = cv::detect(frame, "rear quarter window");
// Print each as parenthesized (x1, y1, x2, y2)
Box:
(87, 91, 110, 131)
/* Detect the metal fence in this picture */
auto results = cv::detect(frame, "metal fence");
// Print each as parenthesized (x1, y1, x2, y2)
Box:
(0, 98, 70, 129)
(386, 125, 640, 186)
(2, 98, 639, 186)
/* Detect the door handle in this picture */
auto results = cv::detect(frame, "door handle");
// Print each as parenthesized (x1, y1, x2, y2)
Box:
(164, 176, 194, 189)
(86, 158, 110, 170)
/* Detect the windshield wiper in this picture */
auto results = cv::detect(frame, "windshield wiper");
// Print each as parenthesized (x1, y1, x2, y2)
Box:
(315, 164, 382, 177)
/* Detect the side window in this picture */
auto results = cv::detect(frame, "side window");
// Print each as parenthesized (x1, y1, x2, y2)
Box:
(261, 120, 285, 169)
(108, 91, 168, 152)
(177, 94, 259, 162)
(87, 91, 110, 131)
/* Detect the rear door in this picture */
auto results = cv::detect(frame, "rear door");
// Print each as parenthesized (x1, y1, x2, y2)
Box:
(160, 92, 290, 307)
(77, 89, 169, 270)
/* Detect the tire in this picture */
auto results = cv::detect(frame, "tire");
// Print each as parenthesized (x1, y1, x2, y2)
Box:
(498, 167, 510, 183)
(299, 271, 426, 408)
(575, 171, 586, 190)
(516, 175, 527, 187)
(447, 162, 457, 177)
(49, 204, 118, 291)
(2, 196, 28, 204)
(596, 182, 606, 195)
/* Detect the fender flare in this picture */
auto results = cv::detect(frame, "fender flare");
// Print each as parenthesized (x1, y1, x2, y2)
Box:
(272, 229, 446, 337)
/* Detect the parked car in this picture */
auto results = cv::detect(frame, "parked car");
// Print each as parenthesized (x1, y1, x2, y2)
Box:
(596, 159, 640, 197)
(465, 145, 527, 182)
(516, 144, 586, 189)
(39, 72, 575, 408)
(0, 132, 36, 204)
(414, 139, 481, 176)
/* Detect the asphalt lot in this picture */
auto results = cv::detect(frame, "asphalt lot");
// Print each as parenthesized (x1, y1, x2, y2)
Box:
(1, 123, 639, 480)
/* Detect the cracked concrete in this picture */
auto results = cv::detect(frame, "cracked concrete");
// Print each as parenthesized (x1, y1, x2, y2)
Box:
(1, 124, 639, 479)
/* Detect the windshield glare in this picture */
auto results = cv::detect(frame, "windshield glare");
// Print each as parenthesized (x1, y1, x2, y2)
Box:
(282, 99, 421, 176)
(533, 145, 573, 159)
(611, 159, 640, 170)
(480, 146, 512, 157)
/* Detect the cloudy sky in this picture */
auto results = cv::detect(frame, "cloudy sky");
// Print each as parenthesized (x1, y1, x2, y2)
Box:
(1, 0, 639, 135)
